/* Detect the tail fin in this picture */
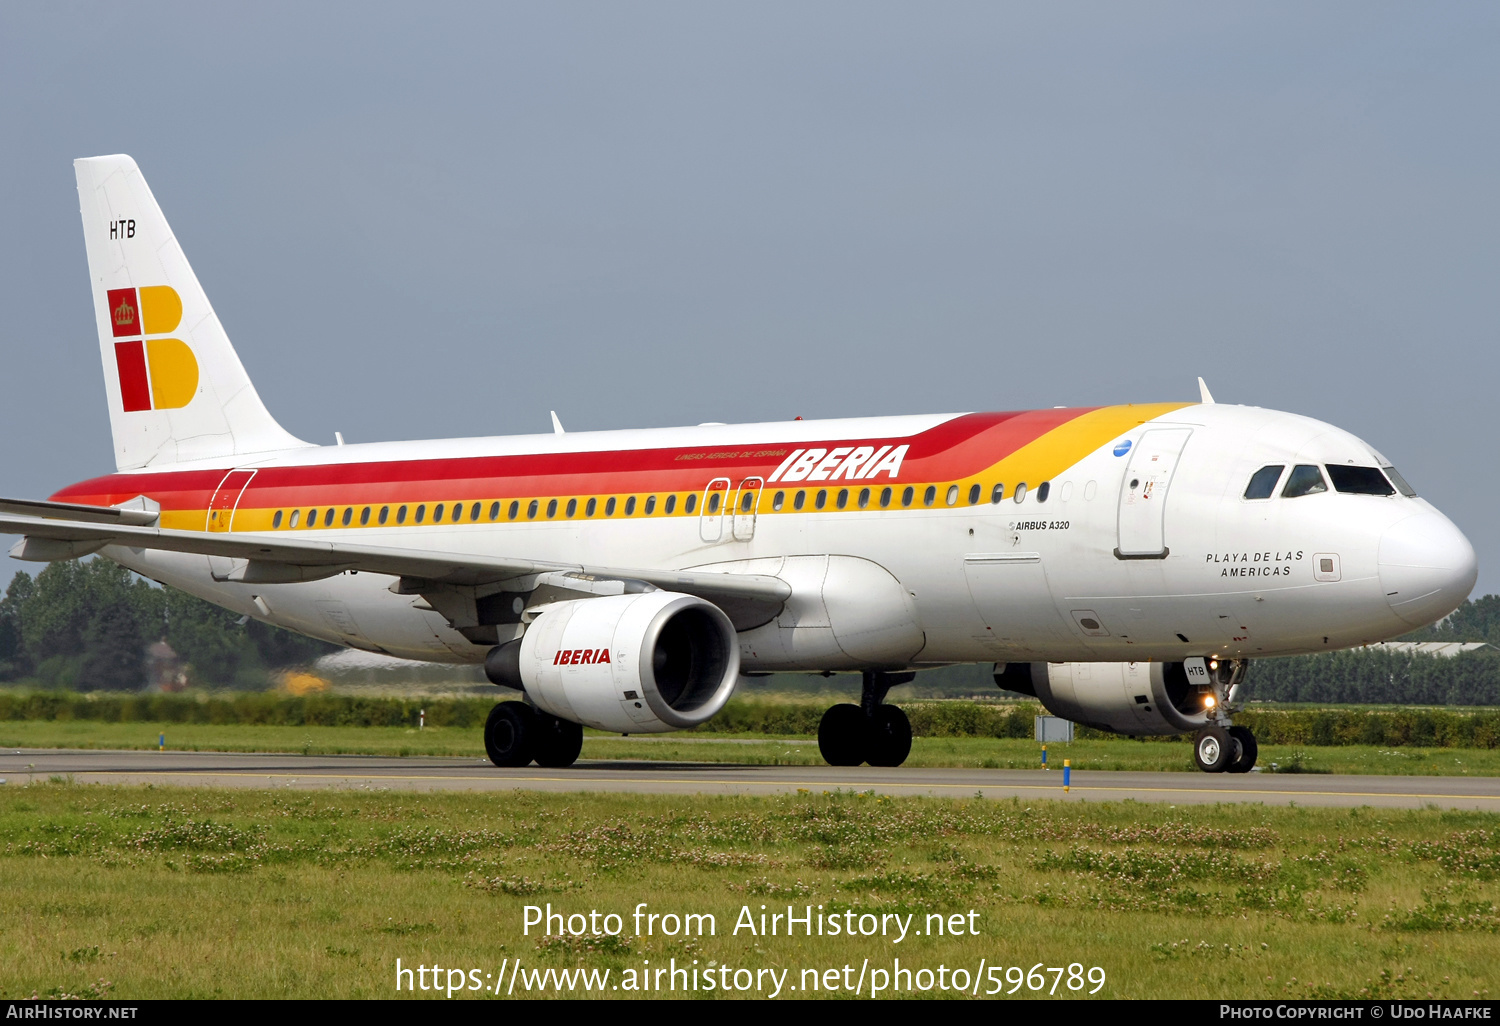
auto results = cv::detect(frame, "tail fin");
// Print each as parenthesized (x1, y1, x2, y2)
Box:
(75, 155, 309, 470)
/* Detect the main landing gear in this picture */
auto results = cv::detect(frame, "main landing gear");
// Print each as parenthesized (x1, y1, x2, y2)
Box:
(817, 671, 915, 768)
(484, 702, 583, 768)
(1192, 724, 1258, 773)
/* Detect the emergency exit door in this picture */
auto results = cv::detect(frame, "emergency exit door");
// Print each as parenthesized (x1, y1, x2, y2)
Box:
(732, 477, 763, 541)
(1115, 428, 1192, 558)
(206, 469, 256, 533)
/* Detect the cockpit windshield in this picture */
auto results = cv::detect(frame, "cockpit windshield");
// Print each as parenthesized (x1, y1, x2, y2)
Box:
(1383, 467, 1418, 497)
(1326, 465, 1395, 496)
(1243, 465, 1284, 500)
(1281, 465, 1327, 499)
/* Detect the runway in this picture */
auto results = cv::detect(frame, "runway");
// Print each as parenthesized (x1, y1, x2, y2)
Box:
(3, 747, 1498, 809)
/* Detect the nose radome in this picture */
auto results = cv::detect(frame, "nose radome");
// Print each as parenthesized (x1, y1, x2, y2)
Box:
(1379, 512, 1478, 626)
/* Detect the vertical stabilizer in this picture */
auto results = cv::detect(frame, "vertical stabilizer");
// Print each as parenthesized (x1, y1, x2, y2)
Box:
(75, 155, 310, 470)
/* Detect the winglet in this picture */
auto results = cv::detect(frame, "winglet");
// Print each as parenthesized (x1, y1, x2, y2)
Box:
(1197, 377, 1216, 404)
(550, 411, 566, 434)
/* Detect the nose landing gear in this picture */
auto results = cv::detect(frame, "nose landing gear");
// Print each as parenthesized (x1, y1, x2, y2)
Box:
(1192, 723, 1259, 773)
(817, 671, 915, 767)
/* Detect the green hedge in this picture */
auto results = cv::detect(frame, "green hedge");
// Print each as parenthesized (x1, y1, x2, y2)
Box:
(0, 692, 493, 728)
(1, 692, 1496, 748)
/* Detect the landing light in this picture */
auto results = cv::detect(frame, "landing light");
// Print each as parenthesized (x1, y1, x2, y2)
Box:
(1204, 695, 1217, 709)
(1209, 659, 1219, 671)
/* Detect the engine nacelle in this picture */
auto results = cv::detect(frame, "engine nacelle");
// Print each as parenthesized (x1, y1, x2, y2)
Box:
(997, 660, 1239, 736)
(486, 591, 739, 734)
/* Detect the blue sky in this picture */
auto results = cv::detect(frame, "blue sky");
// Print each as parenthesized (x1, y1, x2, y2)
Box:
(2, 2, 1497, 595)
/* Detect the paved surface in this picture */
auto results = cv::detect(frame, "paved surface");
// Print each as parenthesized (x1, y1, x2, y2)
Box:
(3, 748, 1498, 809)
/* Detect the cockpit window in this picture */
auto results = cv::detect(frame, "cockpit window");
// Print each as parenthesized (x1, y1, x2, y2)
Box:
(1281, 464, 1328, 498)
(1326, 465, 1395, 496)
(1243, 465, 1285, 500)
(1383, 467, 1418, 497)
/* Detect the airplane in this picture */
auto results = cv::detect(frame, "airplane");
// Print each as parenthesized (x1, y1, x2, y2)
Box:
(0, 155, 1478, 774)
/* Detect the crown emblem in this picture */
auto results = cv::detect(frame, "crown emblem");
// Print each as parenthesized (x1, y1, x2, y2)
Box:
(113, 299, 136, 327)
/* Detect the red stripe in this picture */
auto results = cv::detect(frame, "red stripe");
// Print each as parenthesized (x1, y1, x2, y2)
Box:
(50, 408, 1095, 510)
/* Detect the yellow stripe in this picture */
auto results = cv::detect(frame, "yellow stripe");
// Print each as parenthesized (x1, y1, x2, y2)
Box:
(980, 402, 1191, 484)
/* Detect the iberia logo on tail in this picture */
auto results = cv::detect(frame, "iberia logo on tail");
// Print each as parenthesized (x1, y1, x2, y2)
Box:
(106, 285, 198, 411)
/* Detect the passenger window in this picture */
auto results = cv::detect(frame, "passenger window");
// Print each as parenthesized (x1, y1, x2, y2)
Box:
(526, 500, 538, 519)
(546, 499, 558, 518)
(1037, 481, 1050, 503)
(772, 491, 785, 511)
(685, 494, 698, 513)
(1282, 465, 1328, 498)
(342, 508, 352, 526)
(923, 485, 936, 507)
(836, 489, 849, 510)
(397, 505, 407, 524)
(273, 510, 284, 528)
(644, 496, 657, 514)
(508, 501, 519, 520)
(706, 493, 719, 515)
(968, 483, 980, 505)
(489, 502, 500, 520)
(324, 509, 335, 527)
(858, 487, 870, 509)
(1243, 465, 1285, 500)
(305, 509, 316, 526)
(793, 491, 806, 511)
(566, 498, 577, 517)
(452, 504, 464, 523)
(901, 486, 914, 507)
(815, 490, 827, 510)
(471, 502, 482, 521)
(360, 507, 371, 526)
(626, 496, 637, 515)
(880, 486, 892, 508)
(1326, 465, 1396, 496)
(415, 504, 426, 523)
(434, 504, 445, 523)
(738, 492, 751, 512)
(665, 495, 677, 514)
(1013, 483, 1028, 503)
(586, 497, 597, 516)
(946, 485, 959, 506)
(378, 506, 389, 524)
(606, 497, 617, 516)
(1384, 467, 1417, 497)
(991, 483, 1004, 504)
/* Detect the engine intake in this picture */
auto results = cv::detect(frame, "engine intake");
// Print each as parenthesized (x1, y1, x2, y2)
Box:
(486, 591, 739, 733)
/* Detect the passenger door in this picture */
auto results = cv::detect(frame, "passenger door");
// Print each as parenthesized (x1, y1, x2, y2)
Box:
(1115, 428, 1192, 558)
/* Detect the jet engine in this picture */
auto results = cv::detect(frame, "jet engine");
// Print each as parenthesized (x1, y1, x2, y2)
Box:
(995, 659, 1245, 736)
(485, 591, 739, 734)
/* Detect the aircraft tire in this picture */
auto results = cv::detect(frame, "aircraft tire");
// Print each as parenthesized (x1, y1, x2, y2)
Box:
(818, 704, 868, 766)
(866, 705, 912, 767)
(1192, 725, 1238, 773)
(532, 713, 584, 768)
(1226, 725, 1258, 773)
(485, 702, 537, 767)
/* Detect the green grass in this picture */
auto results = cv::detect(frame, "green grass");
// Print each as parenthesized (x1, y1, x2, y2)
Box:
(0, 783, 1495, 999)
(5, 719, 1500, 776)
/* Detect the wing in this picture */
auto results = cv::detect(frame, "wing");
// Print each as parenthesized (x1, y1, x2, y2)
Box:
(0, 504, 789, 630)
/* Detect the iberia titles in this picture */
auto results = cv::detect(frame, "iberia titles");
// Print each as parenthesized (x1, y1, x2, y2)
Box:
(1206, 550, 1305, 578)
(767, 445, 910, 483)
